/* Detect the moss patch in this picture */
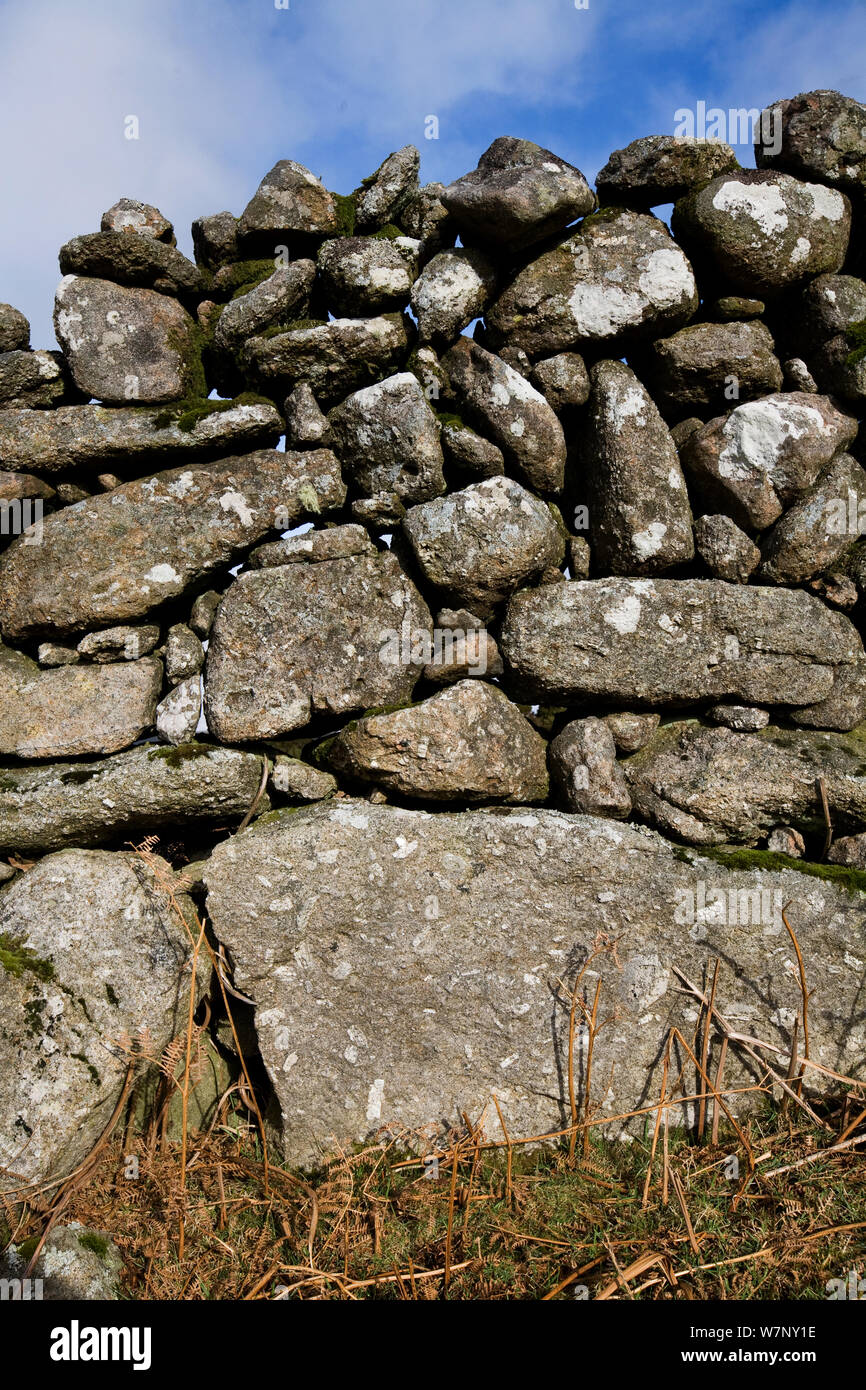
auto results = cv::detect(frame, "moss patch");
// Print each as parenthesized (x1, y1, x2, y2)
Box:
(222, 259, 279, 300)
(77, 1232, 110, 1258)
(0, 932, 55, 982)
(153, 391, 273, 434)
(688, 845, 866, 897)
(373, 223, 403, 241)
(333, 194, 357, 237)
(146, 742, 216, 771)
(845, 319, 866, 368)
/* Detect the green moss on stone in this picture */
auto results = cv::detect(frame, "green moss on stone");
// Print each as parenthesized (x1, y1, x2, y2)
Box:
(845, 319, 866, 368)
(223, 259, 279, 299)
(154, 391, 274, 434)
(373, 224, 403, 241)
(333, 195, 357, 237)
(146, 742, 216, 770)
(0, 932, 55, 982)
(77, 1232, 110, 1258)
(689, 845, 866, 897)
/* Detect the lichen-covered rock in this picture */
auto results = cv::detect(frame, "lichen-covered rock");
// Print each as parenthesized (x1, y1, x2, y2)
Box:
(672, 170, 851, 296)
(760, 453, 866, 584)
(442, 137, 594, 252)
(250, 523, 374, 569)
(317, 237, 417, 316)
(693, 514, 761, 583)
(244, 313, 410, 406)
(0, 398, 282, 475)
(213, 261, 315, 349)
(548, 716, 631, 817)
(326, 679, 548, 803)
(54, 276, 202, 404)
(271, 756, 336, 802)
(500, 577, 862, 708)
(0, 1222, 123, 1300)
(0, 744, 268, 855)
(755, 90, 866, 196)
(399, 182, 457, 260)
(626, 720, 866, 844)
(205, 551, 432, 742)
(780, 273, 866, 406)
(58, 232, 204, 300)
(632, 320, 783, 417)
(827, 830, 866, 868)
(164, 624, 204, 683)
(0, 349, 80, 409)
(283, 381, 331, 447)
(441, 338, 566, 492)
(529, 352, 590, 411)
(578, 361, 693, 575)
(203, 799, 866, 1165)
(353, 146, 420, 232)
(0, 850, 203, 1188)
(237, 160, 339, 248)
(103, 196, 174, 242)
(327, 373, 445, 516)
(411, 248, 496, 346)
(0, 644, 161, 759)
(439, 419, 505, 480)
(0, 470, 55, 502)
(0, 448, 345, 639)
(709, 704, 770, 731)
(77, 625, 161, 663)
(603, 710, 659, 754)
(486, 208, 698, 356)
(0, 304, 30, 353)
(680, 392, 858, 531)
(191, 211, 239, 270)
(403, 476, 564, 618)
(596, 135, 739, 208)
(156, 677, 202, 745)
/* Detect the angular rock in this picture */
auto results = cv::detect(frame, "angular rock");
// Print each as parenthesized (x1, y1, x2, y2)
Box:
(780, 274, 866, 406)
(411, 248, 496, 347)
(767, 826, 806, 857)
(529, 352, 590, 411)
(760, 453, 866, 584)
(213, 262, 315, 350)
(626, 720, 866, 844)
(0, 849, 202, 1187)
(37, 643, 79, 668)
(326, 679, 548, 803)
(633, 320, 783, 417)
(0, 349, 79, 409)
(403, 476, 564, 618)
(77, 625, 161, 662)
(827, 831, 866, 868)
(784, 357, 818, 392)
(283, 382, 331, 447)
(164, 623, 204, 683)
(441, 338, 565, 492)
(672, 170, 851, 296)
(442, 138, 594, 252)
(755, 90, 866, 196)
(191, 211, 239, 271)
(103, 197, 173, 242)
(54, 276, 202, 404)
(0, 448, 344, 639)
(189, 589, 222, 639)
(328, 373, 445, 515)
(0, 744, 268, 855)
(250, 523, 374, 569)
(271, 756, 336, 802)
(205, 551, 432, 742)
(59, 232, 203, 300)
(603, 710, 659, 754)
(548, 716, 631, 817)
(244, 314, 410, 407)
(204, 800, 866, 1165)
(694, 514, 761, 583)
(439, 419, 504, 479)
(237, 160, 339, 248)
(353, 146, 420, 232)
(500, 577, 862, 709)
(680, 393, 858, 531)
(399, 182, 457, 260)
(0, 398, 282, 476)
(486, 209, 698, 356)
(317, 237, 417, 317)
(156, 677, 202, 745)
(0, 645, 161, 759)
(790, 659, 866, 732)
(579, 361, 693, 575)
(596, 135, 739, 208)
(708, 704, 770, 731)
(0, 304, 29, 353)
(0, 470, 55, 502)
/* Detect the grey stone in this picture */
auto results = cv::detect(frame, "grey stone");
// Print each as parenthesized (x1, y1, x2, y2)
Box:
(77, 625, 161, 663)
(0, 471, 55, 502)
(353, 146, 420, 232)
(245, 314, 410, 407)
(203, 800, 866, 1165)
(0, 448, 345, 639)
(827, 831, 866, 868)
(672, 170, 851, 296)
(102, 197, 174, 242)
(596, 136, 739, 208)
(784, 357, 818, 392)
(709, 704, 770, 731)
(189, 590, 222, 640)
(767, 826, 806, 857)
(326, 679, 548, 803)
(755, 90, 866, 197)
(328, 373, 445, 514)
(500, 577, 862, 709)
(58, 232, 203, 300)
(411, 248, 496, 346)
(633, 320, 783, 417)
(0, 849, 203, 1188)
(164, 624, 204, 683)
(0, 1223, 123, 1300)
(626, 719, 866, 845)
(54, 276, 202, 405)
(694, 514, 761, 583)
(399, 182, 457, 260)
(271, 756, 336, 802)
(237, 160, 339, 247)
(780, 274, 866, 406)
(317, 237, 417, 317)
(0, 744, 268, 855)
(213, 262, 316, 350)
(0, 398, 283, 476)
(441, 338, 566, 492)
(0, 349, 80, 409)
(0, 644, 162, 759)
(205, 550, 432, 742)
(790, 659, 866, 732)
(156, 676, 202, 745)
(0, 304, 30, 353)
(191, 211, 239, 270)
(579, 361, 693, 575)
(603, 710, 660, 754)
(713, 296, 766, 320)
(442, 137, 594, 252)
(567, 534, 591, 578)
(403, 476, 564, 619)
(250, 524, 374, 569)
(283, 382, 331, 447)
(422, 626, 502, 685)
(680, 393, 858, 532)
(760, 453, 866, 585)
(548, 716, 631, 817)
(529, 353, 590, 411)
(486, 208, 698, 357)
(439, 420, 505, 480)
(37, 643, 79, 668)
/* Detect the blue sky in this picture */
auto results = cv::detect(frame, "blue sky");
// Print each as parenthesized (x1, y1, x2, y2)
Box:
(1, 0, 864, 345)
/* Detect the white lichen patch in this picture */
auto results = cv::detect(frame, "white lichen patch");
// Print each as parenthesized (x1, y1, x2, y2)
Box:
(711, 179, 789, 236)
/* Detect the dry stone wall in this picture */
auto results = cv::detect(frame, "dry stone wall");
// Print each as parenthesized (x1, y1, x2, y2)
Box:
(2, 90, 866, 1180)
